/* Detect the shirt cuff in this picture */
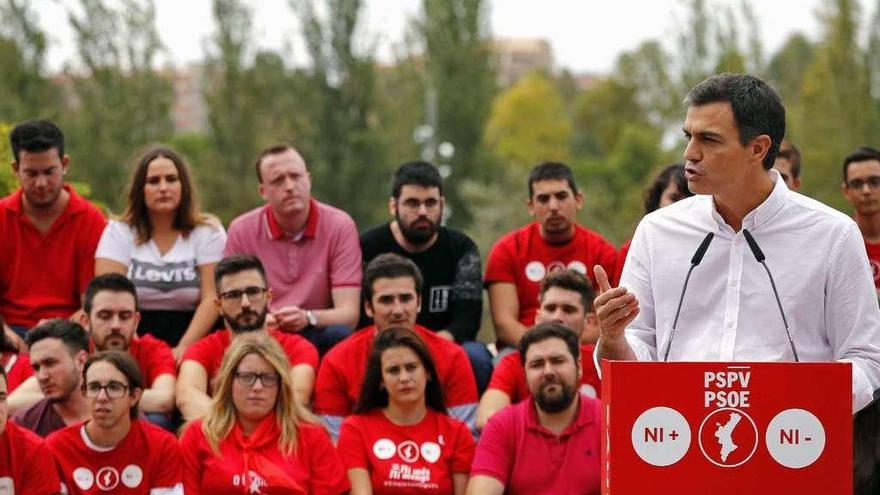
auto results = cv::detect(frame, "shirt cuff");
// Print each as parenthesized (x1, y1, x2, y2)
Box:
(841, 358, 873, 412)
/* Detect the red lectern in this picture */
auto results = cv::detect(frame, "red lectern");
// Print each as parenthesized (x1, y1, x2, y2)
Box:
(601, 360, 851, 494)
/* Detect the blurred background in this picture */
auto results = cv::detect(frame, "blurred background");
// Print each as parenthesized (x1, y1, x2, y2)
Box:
(0, 0, 878, 253)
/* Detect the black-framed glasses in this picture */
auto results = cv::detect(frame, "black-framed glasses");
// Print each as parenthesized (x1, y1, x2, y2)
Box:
(847, 176, 880, 190)
(234, 371, 280, 388)
(219, 286, 267, 303)
(83, 380, 129, 399)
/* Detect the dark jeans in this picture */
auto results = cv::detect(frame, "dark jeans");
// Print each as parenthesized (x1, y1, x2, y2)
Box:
(300, 324, 353, 358)
(462, 340, 494, 395)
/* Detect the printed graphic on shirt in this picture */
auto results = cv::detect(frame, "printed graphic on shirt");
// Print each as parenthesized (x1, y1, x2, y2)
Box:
(129, 260, 200, 292)
(870, 258, 880, 284)
(372, 438, 443, 491)
(428, 286, 451, 313)
(0, 476, 14, 494)
(231, 471, 267, 494)
(524, 260, 588, 282)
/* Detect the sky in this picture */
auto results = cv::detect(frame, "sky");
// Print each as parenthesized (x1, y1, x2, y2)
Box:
(32, 0, 839, 74)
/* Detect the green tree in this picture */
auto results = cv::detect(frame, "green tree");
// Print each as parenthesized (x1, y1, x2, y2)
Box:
(415, 0, 495, 226)
(0, 122, 14, 196)
(766, 33, 816, 108)
(61, 0, 173, 211)
(292, 0, 389, 227)
(484, 72, 572, 173)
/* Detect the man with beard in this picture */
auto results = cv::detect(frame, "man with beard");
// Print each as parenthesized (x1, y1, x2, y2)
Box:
(359, 161, 491, 392)
(225, 144, 361, 356)
(176, 254, 318, 421)
(13, 319, 90, 437)
(841, 146, 880, 294)
(468, 323, 600, 495)
(485, 162, 616, 350)
(0, 120, 106, 339)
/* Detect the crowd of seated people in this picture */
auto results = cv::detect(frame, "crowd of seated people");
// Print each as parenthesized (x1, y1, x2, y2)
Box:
(0, 81, 876, 495)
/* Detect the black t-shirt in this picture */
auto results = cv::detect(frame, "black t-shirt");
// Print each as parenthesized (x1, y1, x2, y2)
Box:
(359, 224, 483, 342)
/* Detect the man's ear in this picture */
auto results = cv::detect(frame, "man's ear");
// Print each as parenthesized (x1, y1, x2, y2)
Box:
(388, 197, 397, 217)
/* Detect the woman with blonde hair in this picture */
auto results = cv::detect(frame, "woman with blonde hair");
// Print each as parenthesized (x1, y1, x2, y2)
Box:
(95, 147, 226, 359)
(180, 332, 349, 494)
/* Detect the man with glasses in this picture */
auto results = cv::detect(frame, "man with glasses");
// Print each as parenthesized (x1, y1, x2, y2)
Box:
(225, 144, 362, 356)
(176, 254, 318, 421)
(13, 319, 90, 436)
(47, 351, 183, 494)
(841, 146, 880, 293)
(360, 161, 491, 392)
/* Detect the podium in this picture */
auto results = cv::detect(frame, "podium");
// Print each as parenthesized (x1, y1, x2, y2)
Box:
(601, 360, 852, 494)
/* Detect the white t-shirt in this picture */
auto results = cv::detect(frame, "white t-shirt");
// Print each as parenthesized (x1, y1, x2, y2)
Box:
(96, 220, 227, 311)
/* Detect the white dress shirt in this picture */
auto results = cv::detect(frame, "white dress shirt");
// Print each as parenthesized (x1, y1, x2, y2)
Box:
(619, 170, 880, 411)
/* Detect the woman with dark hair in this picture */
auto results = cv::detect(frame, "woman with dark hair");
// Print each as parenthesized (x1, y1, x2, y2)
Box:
(612, 164, 693, 286)
(95, 147, 226, 359)
(0, 314, 31, 392)
(337, 327, 474, 495)
(180, 332, 348, 494)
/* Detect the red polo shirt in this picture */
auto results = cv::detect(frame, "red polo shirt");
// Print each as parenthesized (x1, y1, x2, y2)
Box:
(0, 185, 106, 327)
(471, 395, 601, 495)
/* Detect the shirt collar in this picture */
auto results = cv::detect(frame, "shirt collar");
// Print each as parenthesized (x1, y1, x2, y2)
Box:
(708, 169, 789, 232)
(264, 198, 320, 241)
(525, 395, 595, 438)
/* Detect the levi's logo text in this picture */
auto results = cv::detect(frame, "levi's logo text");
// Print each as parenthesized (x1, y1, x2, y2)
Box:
(129, 259, 199, 291)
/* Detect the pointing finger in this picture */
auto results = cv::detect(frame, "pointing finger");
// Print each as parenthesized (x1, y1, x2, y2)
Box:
(594, 265, 612, 293)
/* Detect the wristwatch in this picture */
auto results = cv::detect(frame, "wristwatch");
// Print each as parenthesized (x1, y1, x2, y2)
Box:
(305, 310, 318, 328)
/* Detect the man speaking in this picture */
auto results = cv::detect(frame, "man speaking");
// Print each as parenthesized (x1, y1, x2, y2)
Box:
(594, 73, 880, 411)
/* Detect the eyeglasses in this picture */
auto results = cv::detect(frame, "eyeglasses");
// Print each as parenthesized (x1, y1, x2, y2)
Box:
(234, 371, 280, 388)
(847, 176, 880, 190)
(83, 380, 129, 399)
(219, 286, 267, 303)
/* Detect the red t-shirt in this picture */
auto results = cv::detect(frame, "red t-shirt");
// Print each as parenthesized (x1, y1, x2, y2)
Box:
(471, 395, 601, 495)
(182, 329, 318, 385)
(46, 419, 183, 495)
(89, 335, 177, 385)
(865, 241, 880, 289)
(0, 420, 63, 494)
(0, 185, 106, 328)
(488, 343, 601, 400)
(314, 325, 478, 437)
(612, 239, 631, 288)
(484, 223, 617, 327)
(2, 352, 33, 393)
(337, 409, 474, 495)
(180, 416, 349, 495)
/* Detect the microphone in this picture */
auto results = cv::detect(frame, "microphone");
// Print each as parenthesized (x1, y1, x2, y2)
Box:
(662, 232, 714, 361)
(742, 229, 799, 362)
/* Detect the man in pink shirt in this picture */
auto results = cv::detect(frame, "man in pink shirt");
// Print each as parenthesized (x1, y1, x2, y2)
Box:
(468, 322, 600, 495)
(225, 144, 361, 355)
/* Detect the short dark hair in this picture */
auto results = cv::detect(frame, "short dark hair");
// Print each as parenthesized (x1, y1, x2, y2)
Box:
(528, 162, 579, 198)
(214, 254, 268, 291)
(777, 141, 802, 180)
(254, 144, 296, 182)
(539, 269, 596, 312)
(10, 119, 65, 162)
(518, 322, 581, 366)
(843, 147, 880, 183)
(25, 319, 90, 355)
(355, 326, 446, 414)
(83, 274, 139, 314)
(83, 351, 144, 419)
(391, 161, 444, 198)
(684, 73, 786, 170)
(362, 253, 423, 303)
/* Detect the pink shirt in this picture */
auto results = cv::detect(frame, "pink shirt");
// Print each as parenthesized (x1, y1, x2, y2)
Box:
(225, 198, 361, 311)
(471, 395, 601, 495)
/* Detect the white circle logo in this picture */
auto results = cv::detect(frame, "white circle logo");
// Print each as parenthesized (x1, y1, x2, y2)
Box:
(121, 465, 143, 488)
(373, 439, 396, 460)
(525, 261, 546, 282)
(0, 476, 14, 495)
(421, 442, 441, 463)
(579, 383, 597, 398)
(765, 408, 826, 469)
(95, 467, 119, 491)
(630, 406, 691, 466)
(697, 408, 758, 468)
(73, 468, 94, 490)
(397, 440, 420, 463)
(567, 261, 588, 275)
